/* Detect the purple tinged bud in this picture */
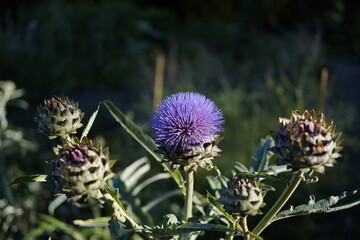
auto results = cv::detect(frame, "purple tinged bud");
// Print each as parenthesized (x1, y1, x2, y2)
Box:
(66, 146, 88, 163)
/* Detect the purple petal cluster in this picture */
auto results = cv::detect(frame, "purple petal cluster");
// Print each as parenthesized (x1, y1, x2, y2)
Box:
(150, 92, 224, 153)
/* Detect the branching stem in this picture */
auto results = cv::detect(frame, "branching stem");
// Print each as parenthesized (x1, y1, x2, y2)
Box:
(100, 189, 152, 240)
(250, 171, 304, 239)
(240, 217, 250, 240)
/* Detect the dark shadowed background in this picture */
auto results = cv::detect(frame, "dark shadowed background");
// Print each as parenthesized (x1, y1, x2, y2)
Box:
(1, 0, 359, 239)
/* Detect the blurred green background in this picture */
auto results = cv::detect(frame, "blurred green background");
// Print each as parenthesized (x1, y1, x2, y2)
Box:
(1, 0, 360, 239)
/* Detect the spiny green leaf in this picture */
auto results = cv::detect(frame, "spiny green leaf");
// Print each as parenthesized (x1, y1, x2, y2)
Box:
(142, 222, 235, 238)
(250, 136, 274, 172)
(273, 190, 360, 222)
(10, 174, 47, 185)
(81, 105, 100, 140)
(102, 100, 185, 192)
(177, 223, 235, 232)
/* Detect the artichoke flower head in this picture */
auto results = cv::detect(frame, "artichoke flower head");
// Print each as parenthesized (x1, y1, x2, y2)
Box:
(49, 137, 115, 202)
(219, 175, 266, 217)
(34, 96, 84, 139)
(271, 110, 342, 174)
(150, 92, 224, 172)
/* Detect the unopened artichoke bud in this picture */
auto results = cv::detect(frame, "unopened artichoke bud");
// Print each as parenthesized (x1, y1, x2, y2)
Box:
(34, 96, 84, 139)
(271, 110, 342, 174)
(49, 137, 115, 202)
(150, 92, 224, 172)
(219, 175, 265, 217)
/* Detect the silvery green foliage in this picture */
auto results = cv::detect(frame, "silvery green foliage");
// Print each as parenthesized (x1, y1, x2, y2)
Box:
(273, 190, 360, 222)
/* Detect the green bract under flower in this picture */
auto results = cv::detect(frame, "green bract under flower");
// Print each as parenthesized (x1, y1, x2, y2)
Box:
(271, 110, 342, 174)
(34, 96, 84, 139)
(219, 175, 265, 217)
(49, 137, 115, 202)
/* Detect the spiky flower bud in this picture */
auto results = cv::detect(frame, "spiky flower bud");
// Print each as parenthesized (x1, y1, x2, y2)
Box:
(49, 137, 115, 202)
(271, 110, 342, 174)
(219, 175, 265, 217)
(150, 92, 224, 172)
(34, 96, 84, 139)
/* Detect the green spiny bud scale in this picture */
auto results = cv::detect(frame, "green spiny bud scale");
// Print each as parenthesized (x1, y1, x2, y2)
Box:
(34, 96, 84, 139)
(219, 175, 265, 217)
(159, 134, 223, 172)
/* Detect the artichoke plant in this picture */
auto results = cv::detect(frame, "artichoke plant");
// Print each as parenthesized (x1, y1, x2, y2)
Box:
(219, 175, 265, 217)
(271, 110, 342, 174)
(34, 96, 84, 139)
(49, 137, 115, 202)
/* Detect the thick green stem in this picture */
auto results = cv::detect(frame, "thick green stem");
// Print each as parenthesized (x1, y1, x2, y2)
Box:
(240, 217, 250, 240)
(100, 189, 152, 240)
(184, 170, 194, 222)
(250, 171, 304, 239)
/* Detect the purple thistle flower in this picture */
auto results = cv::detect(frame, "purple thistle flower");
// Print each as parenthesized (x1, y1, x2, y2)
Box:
(151, 92, 223, 151)
(150, 92, 224, 170)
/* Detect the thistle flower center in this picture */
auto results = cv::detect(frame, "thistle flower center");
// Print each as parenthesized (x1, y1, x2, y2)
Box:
(151, 92, 224, 152)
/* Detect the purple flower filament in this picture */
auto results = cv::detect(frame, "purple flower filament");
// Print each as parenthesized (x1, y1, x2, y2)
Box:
(151, 92, 224, 153)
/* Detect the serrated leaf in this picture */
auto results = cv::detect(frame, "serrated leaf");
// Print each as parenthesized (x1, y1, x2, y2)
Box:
(143, 223, 235, 238)
(273, 190, 360, 222)
(105, 187, 126, 212)
(250, 136, 274, 172)
(81, 105, 100, 140)
(177, 223, 235, 232)
(207, 192, 243, 233)
(10, 174, 47, 185)
(102, 100, 185, 192)
(108, 218, 136, 239)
